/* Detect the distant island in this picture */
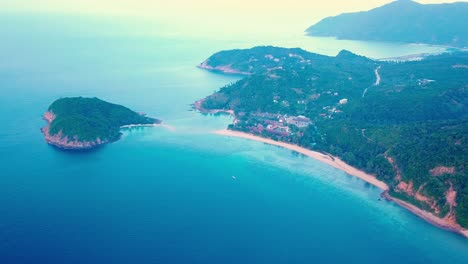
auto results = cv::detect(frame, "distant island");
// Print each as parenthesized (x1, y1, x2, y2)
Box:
(196, 46, 468, 236)
(42, 97, 161, 150)
(305, 0, 468, 48)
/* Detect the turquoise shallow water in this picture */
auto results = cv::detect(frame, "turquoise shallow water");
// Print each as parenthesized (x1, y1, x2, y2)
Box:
(0, 14, 466, 263)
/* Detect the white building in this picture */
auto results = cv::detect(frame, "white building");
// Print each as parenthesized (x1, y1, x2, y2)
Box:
(339, 98, 348, 105)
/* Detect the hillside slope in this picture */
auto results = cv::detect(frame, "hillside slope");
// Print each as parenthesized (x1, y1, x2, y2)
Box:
(306, 0, 468, 48)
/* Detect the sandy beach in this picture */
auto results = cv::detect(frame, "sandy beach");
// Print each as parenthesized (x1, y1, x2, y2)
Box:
(120, 124, 161, 129)
(120, 123, 177, 132)
(214, 129, 389, 190)
(214, 129, 468, 238)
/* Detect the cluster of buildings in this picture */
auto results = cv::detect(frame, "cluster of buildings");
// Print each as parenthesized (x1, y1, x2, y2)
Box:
(317, 98, 348, 119)
(246, 113, 312, 137)
(243, 95, 349, 137)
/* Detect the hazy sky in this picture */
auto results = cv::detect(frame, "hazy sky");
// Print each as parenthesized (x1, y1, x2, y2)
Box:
(2, 0, 461, 14)
(2, 1, 465, 36)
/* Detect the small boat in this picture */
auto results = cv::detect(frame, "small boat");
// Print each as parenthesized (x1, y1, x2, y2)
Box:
(232, 176, 237, 180)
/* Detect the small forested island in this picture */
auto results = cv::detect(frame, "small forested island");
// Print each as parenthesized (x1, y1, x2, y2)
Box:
(306, 0, 468, 48)
(41, 97, 161, 150)
(196, 46, 468, 236)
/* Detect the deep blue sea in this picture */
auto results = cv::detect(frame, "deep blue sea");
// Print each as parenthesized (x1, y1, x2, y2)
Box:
(0, 14, 466, 263)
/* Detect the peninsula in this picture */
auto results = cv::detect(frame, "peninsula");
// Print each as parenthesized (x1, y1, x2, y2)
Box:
(41, 97, 161, 150)
(196, 46, 468, 237)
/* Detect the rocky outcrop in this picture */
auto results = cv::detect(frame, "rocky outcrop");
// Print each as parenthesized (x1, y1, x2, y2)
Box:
(384, 153, 468, 236)
(395, 181, 441, 215)
(382, 191, 468, 238)
(193, 98, 235, 116)
(41, 111, 109, 150)
(430, 166, 456, 176)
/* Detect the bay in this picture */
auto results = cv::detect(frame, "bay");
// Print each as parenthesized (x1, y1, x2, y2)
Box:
(0, 14, 466, 264)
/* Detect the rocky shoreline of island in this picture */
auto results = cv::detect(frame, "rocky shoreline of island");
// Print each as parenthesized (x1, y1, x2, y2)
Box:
(42, 111, 163, 150)
(41, 97, 162, 150)
(41, 111, 110, 150)
(42, 111, 164, 150)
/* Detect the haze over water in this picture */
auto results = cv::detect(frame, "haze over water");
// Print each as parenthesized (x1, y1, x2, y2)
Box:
(1, 2, 467, 263)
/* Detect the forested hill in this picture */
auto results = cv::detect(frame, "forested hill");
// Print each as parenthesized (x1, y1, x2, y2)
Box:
(305, 0, 468, 48)
(42, 97, 160, 149)
(197, 46, 468, 228)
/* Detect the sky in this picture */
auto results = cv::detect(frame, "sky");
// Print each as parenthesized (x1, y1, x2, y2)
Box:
(2, 0, 461, 15)
(1, 0, 465, 36)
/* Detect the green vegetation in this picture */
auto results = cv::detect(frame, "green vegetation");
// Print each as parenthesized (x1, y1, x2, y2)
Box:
(198, 46, 468, 227)
(48, 97, 159, 142)
(306, 0, 468, 48)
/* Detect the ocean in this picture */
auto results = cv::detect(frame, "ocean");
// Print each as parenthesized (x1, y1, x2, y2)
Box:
(0, 14, 466, 263)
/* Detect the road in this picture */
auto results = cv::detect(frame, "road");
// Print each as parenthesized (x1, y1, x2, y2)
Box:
(362, 66, 381, 98)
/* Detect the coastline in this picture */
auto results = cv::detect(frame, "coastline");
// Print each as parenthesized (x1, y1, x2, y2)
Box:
(214, 129, 468, 238)
(42, 111, 162, 150)
(197, 61, 252, 75)
(382, 191, 468, 238)
(120, 123, 161, 129)
(193, 98, 235, 116)
(214, 129, 389, 190)
(304, 34, 461, 52)
(41, 111, 108, 150)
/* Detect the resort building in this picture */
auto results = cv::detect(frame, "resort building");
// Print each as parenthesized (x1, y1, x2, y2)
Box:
(285, 115, 311, 128)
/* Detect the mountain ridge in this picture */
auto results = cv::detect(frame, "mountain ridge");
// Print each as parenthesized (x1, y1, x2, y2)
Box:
(306, 0, 468, 48)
